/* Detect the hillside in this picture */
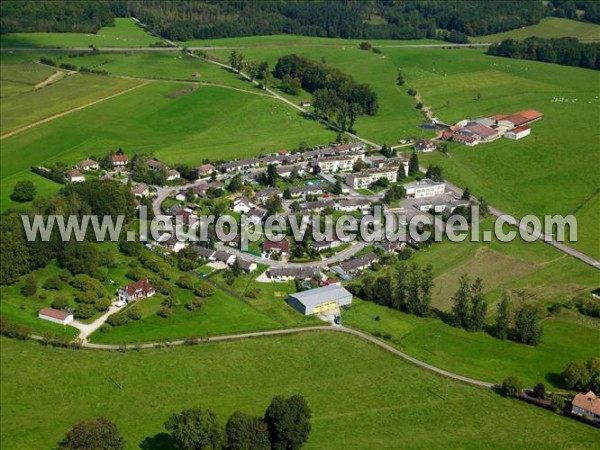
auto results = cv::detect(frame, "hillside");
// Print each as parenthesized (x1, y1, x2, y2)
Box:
(472, 17, 600, 42)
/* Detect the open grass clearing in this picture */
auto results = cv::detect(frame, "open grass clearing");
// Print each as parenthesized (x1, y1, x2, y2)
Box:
(0, 18, 159, 48)
(471, 17, 600, 43)
(2, 333, 598, 449)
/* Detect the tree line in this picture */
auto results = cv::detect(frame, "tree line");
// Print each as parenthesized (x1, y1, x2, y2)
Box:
(57, 394, 311, 450)
(487, 37, 600, 70)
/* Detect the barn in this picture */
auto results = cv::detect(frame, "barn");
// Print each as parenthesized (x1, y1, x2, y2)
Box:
(288, 285, 352, 315)
(38, 307, 74, 325)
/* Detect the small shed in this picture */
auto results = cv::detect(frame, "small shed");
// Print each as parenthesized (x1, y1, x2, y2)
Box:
(38, 307, 74, 325)
(288, 285, 352, 315)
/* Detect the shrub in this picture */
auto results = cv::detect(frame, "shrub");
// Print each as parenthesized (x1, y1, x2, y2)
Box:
(75, 304, 96, 319)
(407, 88, 417, 96)
(106, 313, 129, 327)
(21, 275, 38, 297)
(51, 295, 69, 310)
(194, 283, 215, 298)
(43, 275, 62, 290)
(127, 305, 142, 320)
(501, 376, 523, 397)
(532, 382, 545, 399)
(10, 180, 36, 202)
(186, 298, 204, 311)
(176, 274, 196, 289)
(158, 306, 172, 318)
(100, 323, 112, 333)
(0, 317, 31, 340)
(94, 298, 112, 312)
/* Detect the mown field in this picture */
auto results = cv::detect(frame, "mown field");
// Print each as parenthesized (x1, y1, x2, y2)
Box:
(2, 334, 598, 450)
(0, 59, 55, 97)
(1, 80, 334, 211)
(0, 18, 159, 48)
(471, 17, 600, 43)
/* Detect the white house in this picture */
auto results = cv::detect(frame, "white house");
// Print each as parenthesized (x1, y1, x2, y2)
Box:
(415, 140, 437, 152)
(132, 183, 149, 197)
(38, 307, 74, 325)
(118, 279, 156, 303)
(505, 125, 531, 140)
(76, 159, 100, 171)
(166, 169, 181, 181)
(232, 197, 256, 214)
(111, 154, 128, 168)
(66, 169, 85, 182)
(404, 179, 445, 199)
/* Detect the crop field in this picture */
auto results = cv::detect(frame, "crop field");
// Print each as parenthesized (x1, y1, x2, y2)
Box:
(0, 18, 159, 48)
(0, 60, 55, 97)
(471, 17, 600, 43)
(2, 334, 598, 449)
(1, 81, 335, 212)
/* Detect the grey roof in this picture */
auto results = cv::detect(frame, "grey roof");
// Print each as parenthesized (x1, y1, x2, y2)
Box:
(189, 245, 215, 259)
(289, 185, 325, 195)
(339, 252, 379, 272)
(289, 285, 352, 307)
(213, 250, 234, 262)
(256, 187, 281, 198)
(236, 258, 255, 271)
(268, 267, 318, 279)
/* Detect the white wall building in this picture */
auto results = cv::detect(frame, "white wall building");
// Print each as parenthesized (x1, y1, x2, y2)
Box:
(345, 168, 398, 189)
(404, 179, 445, 198)
(38, 307, 74, 325)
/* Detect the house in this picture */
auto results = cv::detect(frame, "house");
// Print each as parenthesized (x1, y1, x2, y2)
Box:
(415, 140, 437, 152)
(111, 154, 128, 168)
(66, 169, 85, 182)
(256, 187, 281, 204)
(118, 279, 155, 303)
(197, 163, 215, 175)
(322, 278, 342, 286)
(450, 133, 478, 146)
(404, 179, 445, 199)
(213, 250, 237, 266)
(262, 239, 290, 256)
(337, 252, 379, 274)
(267, 267, 319, 281)
(571, 391, 600, 423)
(345, 168, 398, 189)
(300, 100, 311, 107)
(38, 307, 73, 325)
(162, 234, 186, 252)
(288, 185, 326, 198)
(132, 183, 149, 198)
(277, 164, 305, 178)
(166, 169, 181, 181)
(189, 245, 215, 260)
(375, 240, 407, 253)
(219, 158, 260, 173)
(336, 198, 371, 213)
(312, 236, 344, 252)
(236, 258, 257, 273)
(302, 200, 334, 212)
(76, 159, 99, 171)
(505, 125, 531, 140)
(147, 159, 166, 171)
(288, 285, 352, 315)
(232, 196, 256, 214)
(247, 207, 266, 222)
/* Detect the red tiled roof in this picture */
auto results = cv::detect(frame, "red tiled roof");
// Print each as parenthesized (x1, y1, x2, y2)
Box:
(123, 279, 154, 295)
(111, 154, 128, 163)
(323, 279, 341, 286)
(452, 134, 477, 143)
(463, 123, 497, 139)
(262, 239, 290, 252)
(490, 114, 509, 121)
(39, 307, 71, 320)
(67, 169, 84, 178)
(510, 125, 530, 134)
(572, 391, 600, 415)
(514, 110, 543, 121)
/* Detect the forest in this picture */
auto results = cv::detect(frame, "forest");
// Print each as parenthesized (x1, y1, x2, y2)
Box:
(487, 37, 600, 70)
(2, 1, 600, 41)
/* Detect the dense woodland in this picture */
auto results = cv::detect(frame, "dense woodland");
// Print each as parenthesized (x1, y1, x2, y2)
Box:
(2, 1, 600, 40)
(488, 37, 600, 70)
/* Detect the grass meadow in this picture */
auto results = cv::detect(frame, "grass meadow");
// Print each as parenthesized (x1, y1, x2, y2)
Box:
(0, 18, 158, 48)
(0, 59, 55, 97)
(2, 334, 599, 449)
(471, 17, 600, 43)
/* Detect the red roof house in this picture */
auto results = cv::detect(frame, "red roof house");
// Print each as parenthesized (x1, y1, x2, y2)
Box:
(262, 239, 290, 255)
(118, 279, 155, 303)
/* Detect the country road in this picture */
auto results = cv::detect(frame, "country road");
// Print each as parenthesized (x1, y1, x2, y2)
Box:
(80, 325, 495, 388)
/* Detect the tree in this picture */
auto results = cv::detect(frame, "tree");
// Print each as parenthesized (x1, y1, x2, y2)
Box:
(359, 41, 372, 50)
(229, 50, 244, 72)
(513, 303, 543, 345)
(501, 376, 523, 397)
(282, 74, 301, 95)
(10, 180, 36, 202)
(408, 151, 419, 176)
(494, 292, 512, 339)
(228, 174, 243, 192)
(532, 382, 545, 399)
(461, 186, 471, 201)
(283, 188, 292, 200)
(562, 358, 600, 392)
(195, 282, 215, 298)
(266, 164, 277, 187)
(396, 70, 405, 86)
(165, 407, 223, 450)
(51, 294, 69, 310)
(265, 195, 282, 217)
(21, 274, 37, 297)
(417, 264, 434, 317)
(332, 178, 343, 195)
(425, 165, 443, 182)
(60, 417, 124, 450)
(225, 411, 270, 450)
(450, 274, 470, 328)
(468, 277, 487, 331)
(264, 395, 311, 450)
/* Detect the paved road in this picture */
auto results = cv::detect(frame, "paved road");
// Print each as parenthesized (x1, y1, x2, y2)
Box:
(80, 325, 494, 388)
(214, 241, 370, 268)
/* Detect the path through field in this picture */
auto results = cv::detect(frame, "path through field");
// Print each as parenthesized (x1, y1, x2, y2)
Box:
(0, 81, 147, 141)
(33, 70, 65, 89)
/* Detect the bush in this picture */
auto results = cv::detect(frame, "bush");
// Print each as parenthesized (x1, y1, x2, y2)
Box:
(106, 313, 129, 327)
(43, 275, 62, 290)
(127, 305, 142, 320)
(195, 283, 215, 297)
(359, 41, 372, 50)
(158, 306, 172, 318)
(501, 376, 523, 397)
(245, 288, 261, 299)
(0, 317, 31, 340)
(51, 295, 69, 310)
(176, 274, 196, 289)
(407, 88, 417, 96)
(10, 180, 36, 202)
(100, 323, 112, 333)
(21, 275, 38, 297)
(532, 382, 545, 399)
(186, 298, 203, 311)
(94, 298, 111, 312)
(75, 304, 96, 319)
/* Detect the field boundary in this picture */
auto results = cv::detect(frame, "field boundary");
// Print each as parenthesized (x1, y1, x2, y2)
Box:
(0, 80, 147, 140)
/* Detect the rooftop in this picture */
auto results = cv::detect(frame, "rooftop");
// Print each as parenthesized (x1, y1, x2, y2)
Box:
(38, 307, 72, 320)
(289, 285, 352, 307)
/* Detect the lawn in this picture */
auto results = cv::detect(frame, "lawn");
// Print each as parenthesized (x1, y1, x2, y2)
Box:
(1, 81, 335, 212)
(0, 18, 159, 48)
(471, 17, 600, 43)
(2, 334, 599, 449)
(343, 298, 600, 390)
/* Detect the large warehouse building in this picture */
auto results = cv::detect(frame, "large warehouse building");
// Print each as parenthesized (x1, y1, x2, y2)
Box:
(288, 285, 352, 315)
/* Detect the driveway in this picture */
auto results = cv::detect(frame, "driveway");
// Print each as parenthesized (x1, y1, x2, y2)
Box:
(69, 304, 121, 341)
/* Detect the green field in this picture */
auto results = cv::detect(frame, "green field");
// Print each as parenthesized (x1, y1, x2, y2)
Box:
(1, 81, 335, 212)
(472, 17, 600, 43)
(2, 334, 598, 449)
(0, 18, 159, 48)
(0, 59, 55, 97)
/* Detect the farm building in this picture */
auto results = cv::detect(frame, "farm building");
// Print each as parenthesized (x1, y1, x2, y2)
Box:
(505, 125, 531, 140)
(570, 391, 600, 423)
(288, 285, 352, 315)
(118, 279, 155, 303)
(458, 122, 498, 141)
(38, 307, 73, 325)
